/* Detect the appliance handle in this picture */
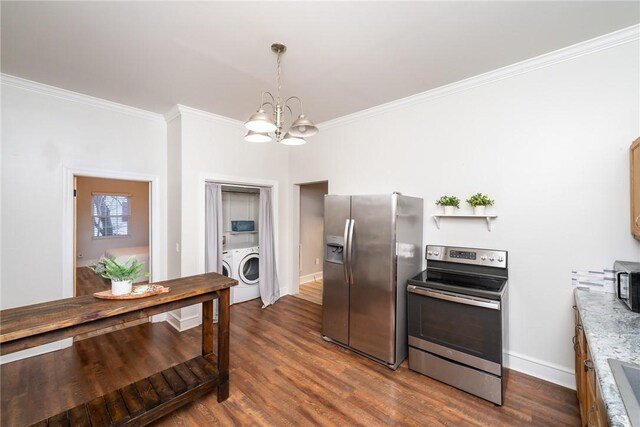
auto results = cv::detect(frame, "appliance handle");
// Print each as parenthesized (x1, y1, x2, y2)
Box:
(616, 271, 628, 299)
(407, 285, 500, 310)
(347, 219, 355, 285)
(343, 219, 350, 284)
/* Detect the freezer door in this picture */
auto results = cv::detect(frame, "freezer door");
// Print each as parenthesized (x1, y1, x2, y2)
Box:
(349, 194, 397, 363)
(321, 195, 351, 344)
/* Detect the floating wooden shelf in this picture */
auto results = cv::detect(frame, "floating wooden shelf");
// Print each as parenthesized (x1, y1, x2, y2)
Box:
(432, 214, 498, 231)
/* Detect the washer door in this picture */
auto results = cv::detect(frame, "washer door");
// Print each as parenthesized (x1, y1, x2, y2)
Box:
(222, 261, 231, 277)
(239, 254, 259, 284)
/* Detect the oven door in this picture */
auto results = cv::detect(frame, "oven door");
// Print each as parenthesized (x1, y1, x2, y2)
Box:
(407, 284, 502, 375)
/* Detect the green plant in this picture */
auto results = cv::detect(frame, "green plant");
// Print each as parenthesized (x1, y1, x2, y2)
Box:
(466, 193, 495, 207)
(435, 195, 460, 208)
(91, 257, 148, 282)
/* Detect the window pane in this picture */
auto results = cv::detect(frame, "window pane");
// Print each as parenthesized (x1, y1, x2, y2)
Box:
(92, 195, 130, 237)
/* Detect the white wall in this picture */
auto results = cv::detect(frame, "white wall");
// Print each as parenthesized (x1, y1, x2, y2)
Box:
(76, 177, 149, 264)
(289, 41, 640, 386)
(222, 190, 259, 247)
(165, 106, 291, 330)
(299, 182, 327, 280)
(1, 78, 167, 311)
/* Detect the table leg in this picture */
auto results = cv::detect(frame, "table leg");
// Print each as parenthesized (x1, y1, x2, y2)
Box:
(216, 288, 230, 402)
(202, 299, 214, 356)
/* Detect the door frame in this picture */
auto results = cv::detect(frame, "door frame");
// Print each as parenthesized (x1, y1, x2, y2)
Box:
(62, 167, 161, 299)
(292, 180, 329, 296)
(198, 173, 279, 287)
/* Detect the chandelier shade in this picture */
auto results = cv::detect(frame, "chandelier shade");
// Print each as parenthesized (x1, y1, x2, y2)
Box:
(245, 109, 277, 133)
(244, 43, 318, 145)
(281, 132, 306, 146)
(244, 130, 272, 143)
(288, 114, 319, 137)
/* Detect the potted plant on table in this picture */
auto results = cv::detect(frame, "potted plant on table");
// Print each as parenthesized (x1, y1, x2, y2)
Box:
(466, 193, 494, 215)
(91, 257, 147, 296)
(435, 195, 461, 215)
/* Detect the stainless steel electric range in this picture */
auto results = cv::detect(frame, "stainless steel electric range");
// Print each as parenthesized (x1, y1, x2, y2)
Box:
(407, 245, 508, 405)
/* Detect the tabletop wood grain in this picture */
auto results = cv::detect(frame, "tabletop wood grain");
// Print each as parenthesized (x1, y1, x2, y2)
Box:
(1, 273, 236, 343)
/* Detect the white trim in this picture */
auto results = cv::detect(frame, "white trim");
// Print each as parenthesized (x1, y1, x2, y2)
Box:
(0, 339, 72, 365)
(299, 272, 323, 285)
(63, 167, 162, 298)
(319, 24, 640, 130)
(1, 74, 165, 123)
(166, 311, 201, 332)
(166, 104, 244, 127)
(505, 350, 575, 390)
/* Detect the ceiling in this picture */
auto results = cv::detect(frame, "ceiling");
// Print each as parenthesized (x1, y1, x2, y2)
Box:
(2, 2, 639, 124)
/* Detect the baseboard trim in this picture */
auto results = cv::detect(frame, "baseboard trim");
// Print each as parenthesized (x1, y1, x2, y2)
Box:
(0, 339, 73, 364)
(505, 350, 575, 390)
(166, 311, 201, 332)
(299, 272, 323, 285)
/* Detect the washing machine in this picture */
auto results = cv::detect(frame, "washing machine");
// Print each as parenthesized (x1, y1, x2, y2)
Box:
(221, 250, 235, 279)
(229, 243, 260, 304)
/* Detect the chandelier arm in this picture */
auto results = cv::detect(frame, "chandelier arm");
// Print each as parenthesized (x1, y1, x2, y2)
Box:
(284, 104, 294, 128)
(285, 96, 304, 115)
(260, 91, 275, 109)
(261, 101, 275, 111)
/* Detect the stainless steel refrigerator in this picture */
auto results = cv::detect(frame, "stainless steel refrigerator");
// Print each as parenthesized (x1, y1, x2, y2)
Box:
(322, 193, 423, 369)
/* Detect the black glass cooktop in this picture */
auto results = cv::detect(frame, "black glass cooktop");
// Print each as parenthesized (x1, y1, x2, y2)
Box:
(408, 269, 507, 299)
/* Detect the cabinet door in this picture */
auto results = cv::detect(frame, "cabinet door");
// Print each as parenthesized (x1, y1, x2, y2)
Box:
(631, 137, 640, 240)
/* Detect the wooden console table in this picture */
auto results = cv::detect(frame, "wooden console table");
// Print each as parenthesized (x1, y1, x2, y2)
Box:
(0, 272, 236, 426)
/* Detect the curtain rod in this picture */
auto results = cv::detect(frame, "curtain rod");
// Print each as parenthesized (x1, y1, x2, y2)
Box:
(206, 181, 269, 190)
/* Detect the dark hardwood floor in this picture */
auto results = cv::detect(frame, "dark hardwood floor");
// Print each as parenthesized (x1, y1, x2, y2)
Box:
(76, 266, 110, 296)
(1, 296, 580, 426)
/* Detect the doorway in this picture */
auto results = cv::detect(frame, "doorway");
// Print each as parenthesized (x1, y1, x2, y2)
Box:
(74, 177, 151, 297)
(295, 181, 328, 305)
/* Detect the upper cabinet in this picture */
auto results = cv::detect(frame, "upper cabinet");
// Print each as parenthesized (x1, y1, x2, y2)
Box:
(631, 137, 640, 240)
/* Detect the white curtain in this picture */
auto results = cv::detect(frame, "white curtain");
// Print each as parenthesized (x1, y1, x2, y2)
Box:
(259, 187, 280, 308)
(205, 182, 223, 274)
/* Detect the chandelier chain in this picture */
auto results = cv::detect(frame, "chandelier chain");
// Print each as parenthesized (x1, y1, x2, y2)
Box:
(276, 51, 282, 106)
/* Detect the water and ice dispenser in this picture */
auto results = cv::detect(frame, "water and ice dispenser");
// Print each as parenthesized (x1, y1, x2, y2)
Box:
(325, 235, 345, 264)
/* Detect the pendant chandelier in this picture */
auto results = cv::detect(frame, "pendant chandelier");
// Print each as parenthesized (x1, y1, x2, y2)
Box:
(244, 43, 318, 145)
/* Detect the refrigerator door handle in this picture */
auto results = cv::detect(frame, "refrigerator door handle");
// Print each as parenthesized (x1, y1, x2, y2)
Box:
(347, 219, 355, 285)
(343, 219, 350, 284)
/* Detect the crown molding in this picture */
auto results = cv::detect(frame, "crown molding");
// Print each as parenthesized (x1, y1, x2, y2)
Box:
(0, 74, 166, 123)
(165, 104, 244, 127)
(319, 24, 640, 131)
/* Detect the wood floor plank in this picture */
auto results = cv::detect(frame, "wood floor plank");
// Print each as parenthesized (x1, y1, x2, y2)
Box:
(2, 296, 580, 427)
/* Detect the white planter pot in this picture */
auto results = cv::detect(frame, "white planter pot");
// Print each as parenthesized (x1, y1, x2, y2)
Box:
(443, 206, 456, 215)
(111, 279, 133, 296)
(473, 206, 486, 215)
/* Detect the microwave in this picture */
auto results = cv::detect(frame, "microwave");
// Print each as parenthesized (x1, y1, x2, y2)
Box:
(614, 260, 640, 313)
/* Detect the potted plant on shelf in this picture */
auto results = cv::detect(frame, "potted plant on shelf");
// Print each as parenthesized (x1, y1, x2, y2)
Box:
(466, 193, 494, 215)
(435, 195, 461, 215)
(91, 257, 147, 296)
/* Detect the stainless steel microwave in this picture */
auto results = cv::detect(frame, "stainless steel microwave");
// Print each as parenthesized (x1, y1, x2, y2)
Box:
(614, 260, 640, 313)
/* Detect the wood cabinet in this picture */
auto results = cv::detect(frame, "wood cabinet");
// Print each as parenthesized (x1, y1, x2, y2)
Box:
(631, 137, 640, 240)
(573, 305, 609, 427)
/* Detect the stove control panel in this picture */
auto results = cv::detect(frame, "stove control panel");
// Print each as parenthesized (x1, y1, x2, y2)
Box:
(426, 245, 507, 268)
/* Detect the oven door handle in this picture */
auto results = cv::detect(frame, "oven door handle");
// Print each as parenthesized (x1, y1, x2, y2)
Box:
(407, 285, 501, 310)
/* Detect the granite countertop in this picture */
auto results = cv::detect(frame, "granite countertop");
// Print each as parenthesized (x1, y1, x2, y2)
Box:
(574, 289, 640, 427)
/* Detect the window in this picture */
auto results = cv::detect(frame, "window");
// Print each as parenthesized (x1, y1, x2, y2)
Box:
(92, 194, 130, 238)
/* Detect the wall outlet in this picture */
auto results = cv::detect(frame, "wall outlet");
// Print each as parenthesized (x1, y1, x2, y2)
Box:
(315, 258, 320, 265)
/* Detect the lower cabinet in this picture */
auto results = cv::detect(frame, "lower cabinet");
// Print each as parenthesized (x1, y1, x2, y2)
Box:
(573, 305, 609, 427)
